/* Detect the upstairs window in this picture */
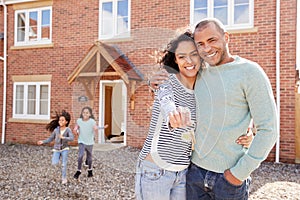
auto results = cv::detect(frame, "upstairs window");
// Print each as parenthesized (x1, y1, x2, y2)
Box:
(15, 6, 52, 46)
(13, 82, 51, 120)
(191, 0, 253, 30)
(99, 0, 130, 39)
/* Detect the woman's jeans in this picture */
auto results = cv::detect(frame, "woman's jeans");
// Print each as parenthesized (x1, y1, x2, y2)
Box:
(52, 149, 69, 179)
(135, 159, 187, 200)
(186, 163, 251, 200)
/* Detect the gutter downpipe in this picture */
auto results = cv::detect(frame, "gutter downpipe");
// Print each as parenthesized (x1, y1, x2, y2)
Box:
(275, 0, 281, 163)
(0, 0, 7, 144)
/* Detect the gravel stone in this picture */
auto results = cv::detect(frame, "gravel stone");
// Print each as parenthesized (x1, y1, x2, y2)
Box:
(0, 144, 299, 199)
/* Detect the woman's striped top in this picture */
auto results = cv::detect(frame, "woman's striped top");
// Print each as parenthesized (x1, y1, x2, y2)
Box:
(138, 74, 197, 171)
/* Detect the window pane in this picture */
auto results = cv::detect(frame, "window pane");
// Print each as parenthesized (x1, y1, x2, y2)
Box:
(28, 85, 36, 98)
(40, 101, 48, 115)
(15, 85, 24, 114)
(29, 11, 38, 41)
(41, 9, 50, 39)
(117, 0, 128, 16)
(117, 17, 128, 34)
(101, 2, 113, 35)
(213, 0, 227, 25)
(42, 10, 50, 25)
(234, 0, 249, 24)
(40, 85, 48, 99)
(194, 9, 207, 23)
(16, 85, 24, 99)
(17, 13, 26, 42)
(214, 8, 227, 25)
(214, 0, 228, 7)
(235, 0, 249, 3)
(194, 0, 207, 8)
(194, 0, 207, 24)
(234, 4, 249, 24)
(40, 85, 48, 115)
(117, 0, 128, 34)
(27, 85, 36, 115)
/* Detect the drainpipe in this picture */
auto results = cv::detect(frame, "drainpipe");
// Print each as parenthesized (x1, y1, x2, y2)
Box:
(275, 0, 280, 163)
(0, 0, 7, 144)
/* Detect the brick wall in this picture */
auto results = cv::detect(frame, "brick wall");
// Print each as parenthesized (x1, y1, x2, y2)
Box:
(228, 1, 297, 163)
(0, 0, 297, 163)
(3, 0, 100, 145)
(277, 0, 297, 163)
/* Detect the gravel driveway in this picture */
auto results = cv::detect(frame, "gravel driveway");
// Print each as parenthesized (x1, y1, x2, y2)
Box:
(0, 144, 299, 200)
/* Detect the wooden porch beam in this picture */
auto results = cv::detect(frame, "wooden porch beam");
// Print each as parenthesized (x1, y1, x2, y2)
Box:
(78, 72, 119, 77)
(98, 45, 129, 84)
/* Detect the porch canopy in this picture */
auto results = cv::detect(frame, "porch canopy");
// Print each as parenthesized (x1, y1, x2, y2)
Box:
(68, 41, 144, 108)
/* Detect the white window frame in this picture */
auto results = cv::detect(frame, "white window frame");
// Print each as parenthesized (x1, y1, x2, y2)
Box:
(99, 0, 131, 40)
(14, 6, 52, 46)
(13, 81, 51, 120)
(190, 0, 254, 30)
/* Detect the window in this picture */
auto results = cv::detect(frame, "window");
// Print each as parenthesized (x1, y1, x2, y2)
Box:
(191, 0, 253, 30)
(99, 0, 130, 39)
(15, 6, 52, 46)
(13, 82, 51, 119)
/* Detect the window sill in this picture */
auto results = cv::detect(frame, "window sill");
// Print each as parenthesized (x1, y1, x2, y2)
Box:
(99, 36, 133, 43)
(10, 43, 54, 50)
(228, 27, 258, 34)
(8, 118, 50, 124)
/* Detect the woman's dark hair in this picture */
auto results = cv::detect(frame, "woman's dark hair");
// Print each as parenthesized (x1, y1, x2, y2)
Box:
(80, 106, 95, 119)
(159, 29, 195, 73)
(46, 110, 71, 132)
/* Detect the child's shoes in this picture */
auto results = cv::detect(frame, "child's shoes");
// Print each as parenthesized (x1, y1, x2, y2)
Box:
(62, 178, 67, 184)
(74, 170, 81, 179)
(88, 169, 93, 177)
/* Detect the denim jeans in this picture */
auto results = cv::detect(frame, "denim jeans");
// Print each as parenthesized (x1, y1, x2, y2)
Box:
(77, 143, 93, 170)
(186, 163, 251, 200)
(52, 149, 69, 179)
(135, 160, 187, 200)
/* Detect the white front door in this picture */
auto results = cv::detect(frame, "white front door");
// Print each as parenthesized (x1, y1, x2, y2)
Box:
(98, 80, 127, 145)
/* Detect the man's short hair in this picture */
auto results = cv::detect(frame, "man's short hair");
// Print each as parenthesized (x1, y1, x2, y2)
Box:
(194, 18, 226, 35)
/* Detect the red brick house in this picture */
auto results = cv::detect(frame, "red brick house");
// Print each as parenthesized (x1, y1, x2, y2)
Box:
(0, 0, 298, 163)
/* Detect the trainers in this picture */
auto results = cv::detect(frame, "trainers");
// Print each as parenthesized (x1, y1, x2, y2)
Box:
(62, 178, 67, 184)
(73, 171, 81, 179)
(88, 170, 93, 177)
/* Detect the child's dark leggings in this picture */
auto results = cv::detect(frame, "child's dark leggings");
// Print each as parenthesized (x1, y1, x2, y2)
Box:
(78, 143, 93, 170)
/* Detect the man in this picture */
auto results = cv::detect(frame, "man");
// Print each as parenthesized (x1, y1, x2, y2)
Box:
(149, 18, 278, 199)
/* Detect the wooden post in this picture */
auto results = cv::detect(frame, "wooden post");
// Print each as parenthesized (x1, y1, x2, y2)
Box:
(130, 81, 136, 110)
(296, 90, 300, 163)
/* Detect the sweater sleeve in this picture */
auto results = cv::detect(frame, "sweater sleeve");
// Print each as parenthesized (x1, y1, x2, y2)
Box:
(42, 131, 56, 144)
(230, 65, 279, 181)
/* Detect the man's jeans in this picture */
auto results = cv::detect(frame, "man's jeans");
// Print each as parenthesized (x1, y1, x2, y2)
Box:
(52, 149, 69, 179)
(135, 160, 187, 200)
(186, 163, 251, 200)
